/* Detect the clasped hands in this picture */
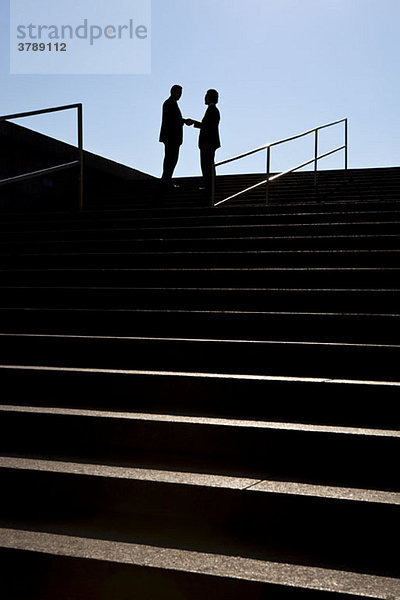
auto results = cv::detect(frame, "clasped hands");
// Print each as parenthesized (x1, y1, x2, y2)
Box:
(184, 118, 194, 126)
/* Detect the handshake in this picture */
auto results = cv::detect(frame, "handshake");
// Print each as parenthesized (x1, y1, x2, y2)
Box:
(184, 118, 195, 126)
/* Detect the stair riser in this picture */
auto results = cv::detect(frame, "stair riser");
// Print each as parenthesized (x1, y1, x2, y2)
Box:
(0, 288, 399, 313)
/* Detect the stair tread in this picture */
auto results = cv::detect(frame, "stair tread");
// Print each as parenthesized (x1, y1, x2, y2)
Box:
(1, 527, 398, 597)
(1, 405, 398, 438)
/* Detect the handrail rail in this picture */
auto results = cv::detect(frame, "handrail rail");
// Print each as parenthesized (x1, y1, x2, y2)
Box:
(0, 103, 84, 211)
(212, 118, 348, 206)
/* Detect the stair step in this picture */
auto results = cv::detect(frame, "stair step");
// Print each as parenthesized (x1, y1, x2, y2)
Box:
(1, 267, 400, 288)
(1, 365, 399, 428)
(2, 235, 400, 256)
(1, 307, 400, 343)
(3, 248, 400, 269)
(1, 528, 398, 599)
(2, 221, 400, 243)
(2, 209, 400, 233)
(1, 455, 399, 503)
(0, 333, 400, 380)
(2, 232, 400, 252)
(0, 407, 398, 489)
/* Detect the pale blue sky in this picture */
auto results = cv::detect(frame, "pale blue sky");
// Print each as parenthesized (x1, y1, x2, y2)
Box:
(1, 0, 399, 178)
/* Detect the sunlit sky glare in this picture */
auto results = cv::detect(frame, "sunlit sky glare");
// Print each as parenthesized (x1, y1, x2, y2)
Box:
(1, 0, 399, 178)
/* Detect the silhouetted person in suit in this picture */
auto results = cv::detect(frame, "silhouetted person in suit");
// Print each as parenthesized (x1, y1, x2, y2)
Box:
(159, 85, 191, 186)
(190, 89, 221, 204)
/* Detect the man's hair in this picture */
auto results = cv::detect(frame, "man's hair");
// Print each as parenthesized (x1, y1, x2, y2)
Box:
(170, 84, 182, 94)
(207, 89, 219, 104)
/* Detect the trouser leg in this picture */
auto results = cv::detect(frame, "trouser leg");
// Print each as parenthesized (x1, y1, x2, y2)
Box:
(162, 143, 180, 181)
(200, 147, 216, 201)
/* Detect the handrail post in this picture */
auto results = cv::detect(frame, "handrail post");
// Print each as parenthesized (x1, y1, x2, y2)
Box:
(266, 146, 271, 205)
(77, 103, 84, 211)
(344, 118, 348, 170)
(314, 128, 319, 201)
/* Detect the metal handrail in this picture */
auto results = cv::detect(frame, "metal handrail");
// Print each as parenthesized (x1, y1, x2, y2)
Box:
(212, 118, 348, 206)
(0, 103, 83, 211)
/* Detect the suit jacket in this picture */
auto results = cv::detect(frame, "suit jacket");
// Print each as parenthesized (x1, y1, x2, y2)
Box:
(193, 104, 221, 150)
(159, 97, 184, 146)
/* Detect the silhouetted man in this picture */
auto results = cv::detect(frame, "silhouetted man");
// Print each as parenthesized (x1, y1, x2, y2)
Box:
(159, 85, 191, 185)
(191, 89, 221, 204)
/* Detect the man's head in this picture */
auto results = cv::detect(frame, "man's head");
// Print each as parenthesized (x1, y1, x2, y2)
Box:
(205, 89, 219, 105)
(170, 85, 183, 101)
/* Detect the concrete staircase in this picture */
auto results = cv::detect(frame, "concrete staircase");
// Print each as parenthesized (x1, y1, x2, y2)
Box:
(0, 167, 399, 599)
